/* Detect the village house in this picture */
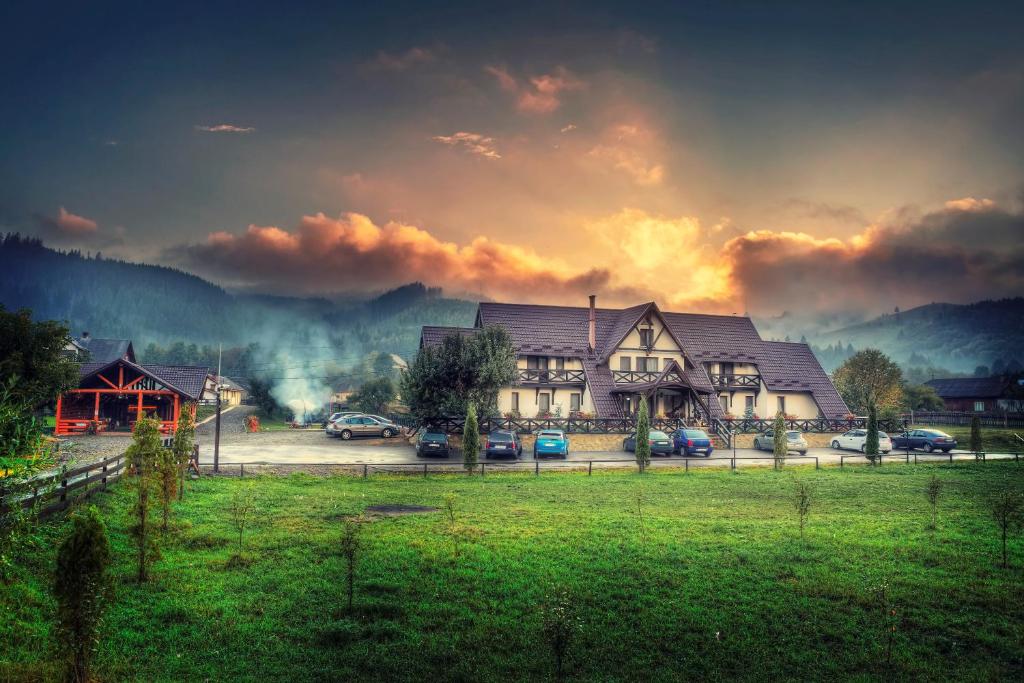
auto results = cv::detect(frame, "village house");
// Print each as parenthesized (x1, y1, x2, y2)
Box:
(54, 335, 214, 435)
(925, 375, 1024, 413)
(420, 297, 848, 423)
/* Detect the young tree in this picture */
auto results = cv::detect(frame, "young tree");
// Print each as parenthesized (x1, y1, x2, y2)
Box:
(0, 306, 78, 409)
(125, 416, 162, 582)
(990, 489, 1022, 569)
(350, 377, 397, 415)
(172, 409, 196, 501)
(901, 384, 945, 412)
(793, 480, 812, 539)
(462, 403, 479, 473)
(865, 403, 880, 463)
(970, 416, 983, 454)
(229, 485, 257, 556)
(832, 349, 905, 414)
(156, 442, 177, 533)
(773, 412, 787, 469)
(925, 475, 942, 531)
(340, 517, 362, 611)
(540, 587, 581, 681)
(635, 396, 651, 473)
(54, 506, 112, 683)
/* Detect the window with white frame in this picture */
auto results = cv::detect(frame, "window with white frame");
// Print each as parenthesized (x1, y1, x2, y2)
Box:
(974, 401, 985, 412)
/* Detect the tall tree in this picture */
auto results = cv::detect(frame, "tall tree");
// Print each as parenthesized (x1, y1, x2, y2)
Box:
(635, 396, 651, 473)
(125, 417, 162, 582)
(402, 326, 516, 420)
(462, 403, 479, 473)
(832, 349, 904, 414)
(902, 384, 945, 412)
(0, 306, 78, 408)
(350, 377, 396, 415)
(865, 403, 880, 462)
(970, 416, 983, 453)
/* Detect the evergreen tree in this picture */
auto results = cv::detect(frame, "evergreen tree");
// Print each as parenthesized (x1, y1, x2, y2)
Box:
(172, 409, 195, 501)
(635, 396, 651, 473)
(773, 412, 787, 469)
(970, 416, 983, 453)
(865, 404, 880, 462)
(126, 417, 162, 582)
(54, 505, 111, 683)
(462, 403, 479, 473)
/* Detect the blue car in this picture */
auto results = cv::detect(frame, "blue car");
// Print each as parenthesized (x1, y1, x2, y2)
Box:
(671, 428, 714, 457)
(533, 429, 569, 458)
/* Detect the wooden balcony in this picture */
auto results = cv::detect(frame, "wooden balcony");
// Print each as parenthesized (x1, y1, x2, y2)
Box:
(709, 373, 760, 389)
(611, 370, 660, 384)
(517, 368, 586, 385)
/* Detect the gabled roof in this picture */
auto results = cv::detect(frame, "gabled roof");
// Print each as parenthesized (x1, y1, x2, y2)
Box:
(76, 337, 135, 364)
(925, 376, 1007, 399)
(77, 358, 211, 400)
(420, 326, 478, 348)
(598, 302, 690, 364)
(756, 341, 848, 417)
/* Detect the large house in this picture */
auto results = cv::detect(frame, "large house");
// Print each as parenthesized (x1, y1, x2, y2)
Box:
(55, 335, 214, 435)
(925, 376, 1024, 413)
(420, 297, 848, 422)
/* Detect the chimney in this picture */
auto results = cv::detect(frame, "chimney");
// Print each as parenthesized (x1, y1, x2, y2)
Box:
(81, 331, 90, 341)
(588, 295, 596, 353)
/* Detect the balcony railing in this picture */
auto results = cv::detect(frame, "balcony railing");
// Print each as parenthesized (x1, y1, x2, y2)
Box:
(517, 368, 586, 384)
(612, 370, 660, 384)
(708, 373, 760, 389)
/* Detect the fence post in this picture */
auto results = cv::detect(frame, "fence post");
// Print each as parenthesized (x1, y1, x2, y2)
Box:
(685, 458, 689, 473)
(424, 463, 428, 478)
(731, 455, 736, 471)
(949, 451, 953, 464)
(480, 462, 485, 477)
(535, 460, 539, 476)
(840, 456, 844, 469)
(814, 456, 818, 470)
(363, 464, 368, 479)
(102, 461, 108, 488)
(240, 463, 244, 478)
(588, 461, 593, 476)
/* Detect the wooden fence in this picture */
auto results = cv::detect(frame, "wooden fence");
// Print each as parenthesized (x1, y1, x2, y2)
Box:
(0, 454, 126, 520)
(904, 411, 1024, 428)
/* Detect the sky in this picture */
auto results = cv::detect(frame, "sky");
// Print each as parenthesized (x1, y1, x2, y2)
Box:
(2, 0, 1023, 316)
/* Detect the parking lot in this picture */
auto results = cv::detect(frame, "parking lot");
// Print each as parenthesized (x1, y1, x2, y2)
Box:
(195, 429, 1013, 469)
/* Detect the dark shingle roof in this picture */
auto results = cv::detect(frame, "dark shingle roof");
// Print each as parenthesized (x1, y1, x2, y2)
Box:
(925, 376, 1007, 399)
(420, 326, 479, 348)
(77, 359, 211, 400)
(76, 338, 135, 364)
(422, 301, 848, 418)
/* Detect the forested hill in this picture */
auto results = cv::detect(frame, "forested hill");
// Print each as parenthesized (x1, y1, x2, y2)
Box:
(814, 298, 1024, 373)
(0, 235, 477, 364)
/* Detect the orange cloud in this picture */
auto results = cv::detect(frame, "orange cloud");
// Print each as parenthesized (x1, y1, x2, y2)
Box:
(168, 212, 653, 304)
(195, 124, 255, 133)
(431, 131, 501, 159)
(485, 65, 585, 114)
(586, 123, 665, 186)
(52, 207, 98, 235)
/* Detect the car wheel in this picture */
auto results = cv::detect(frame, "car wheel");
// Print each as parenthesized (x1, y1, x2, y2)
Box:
(382, 428, 395, 438)
(831, 440, 840, 449)
(799, 450, 807, 456)
(942, 448, 952, 453)
(924, 443, 934, 453)
(860, 445, 867, 453)
(340, 430, 352, 440)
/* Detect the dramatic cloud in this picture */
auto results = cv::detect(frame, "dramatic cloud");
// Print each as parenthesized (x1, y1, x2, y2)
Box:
(431, 132, 501, 159)
(723, 200, 1024, 314)
(32, 206, 125, 249)
(363, 46, 437, 72)
(41, 207, 98, 235)
(485, 65, 585, 114)
(586, 123, 665, 186)
(168, 212, 653, 304)
(560, 124, 577, 133)
(194, 124, 256, 133)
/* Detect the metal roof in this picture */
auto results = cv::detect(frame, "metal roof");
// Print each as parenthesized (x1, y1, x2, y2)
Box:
(925, 376, 1008, 399)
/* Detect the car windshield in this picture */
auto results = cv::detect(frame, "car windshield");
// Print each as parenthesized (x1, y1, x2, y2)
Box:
(489, 432, 514, 441)
(649, 431, 669, 440)
(924, 430, 949, 437)
(538, 431, 563, 438)
(684, 430, 708, 438)
(422, 432, 446, 440)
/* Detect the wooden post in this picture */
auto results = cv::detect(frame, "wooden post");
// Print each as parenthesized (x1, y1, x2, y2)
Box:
(588, 461, 593, 476)
(136, 392, 143, 426)
(93, 391, 100, 420)
(173, 395, 180, 427)
(55, 394, 63, 434)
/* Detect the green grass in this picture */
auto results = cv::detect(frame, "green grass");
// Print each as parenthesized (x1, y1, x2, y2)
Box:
(3, 463, 1023, 681)
(915, 424, 1024, 452)
(194, 405, 217, 423)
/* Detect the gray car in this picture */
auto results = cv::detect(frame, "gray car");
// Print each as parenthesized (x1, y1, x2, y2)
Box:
(331, 414, 399, 440)
(753, 429, 808, 455)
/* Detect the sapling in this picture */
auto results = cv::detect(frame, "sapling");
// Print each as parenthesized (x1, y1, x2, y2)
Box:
(865, 404, 880, 464)
(540, 587, 581, 681)
(340, 517, 362, 611)
(990, 489, 1022, 569)
(925, 475, 942, 531)
(54, 505, 111, 683)
(793, 479, 812, 540)
(635, 397, 651, 473)
(443, 492, 462, 560)
(172, 409, 195, 500)
(462, 404, 479, 474)
(772, 412, 787, 470)
(229, 484, 257, 556)
(156, 443, 177, 533)
(125, 416, 162, 582)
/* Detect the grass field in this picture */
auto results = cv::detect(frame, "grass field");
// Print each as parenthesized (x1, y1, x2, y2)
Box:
(3, 463, 1023, 681)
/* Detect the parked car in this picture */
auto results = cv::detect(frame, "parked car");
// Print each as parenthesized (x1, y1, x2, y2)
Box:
(623, 430, 674, 456)
(331, 414, 400, 440)
(753, 429, 808, 455)
(324, 411, 360, 430)
(484, 430, 523, 459)
(831, 429, 891, 454)
(534, 430, 569, 458)
(671, 428, 714, 456)
(890, 429, 957, 453)
(415, 431, 450, 457)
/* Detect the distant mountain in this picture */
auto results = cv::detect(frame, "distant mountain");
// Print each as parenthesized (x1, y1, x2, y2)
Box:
(0, 234, 477, 364)
(811, 299, 1024, 373)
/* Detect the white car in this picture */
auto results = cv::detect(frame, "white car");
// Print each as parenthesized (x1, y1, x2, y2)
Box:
(831, 429, 892, 454)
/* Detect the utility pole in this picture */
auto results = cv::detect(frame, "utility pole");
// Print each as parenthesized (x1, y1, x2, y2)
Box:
(214, 343, 222, 473)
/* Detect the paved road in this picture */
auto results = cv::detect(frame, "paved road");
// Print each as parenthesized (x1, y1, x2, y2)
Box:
(196, 431, 1016, 469)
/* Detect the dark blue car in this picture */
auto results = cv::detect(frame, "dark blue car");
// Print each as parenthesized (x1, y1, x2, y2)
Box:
(671, 428, 714, 457)
(891, 429, 957, 453)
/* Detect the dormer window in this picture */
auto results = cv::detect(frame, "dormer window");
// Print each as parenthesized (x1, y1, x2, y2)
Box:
(639, 329, 653, 348)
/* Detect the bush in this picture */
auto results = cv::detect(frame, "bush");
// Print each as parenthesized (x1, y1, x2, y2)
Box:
(990, 489, 1022, 569)
(54, 505, 112, 683)
(865, 404, 880, 462)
